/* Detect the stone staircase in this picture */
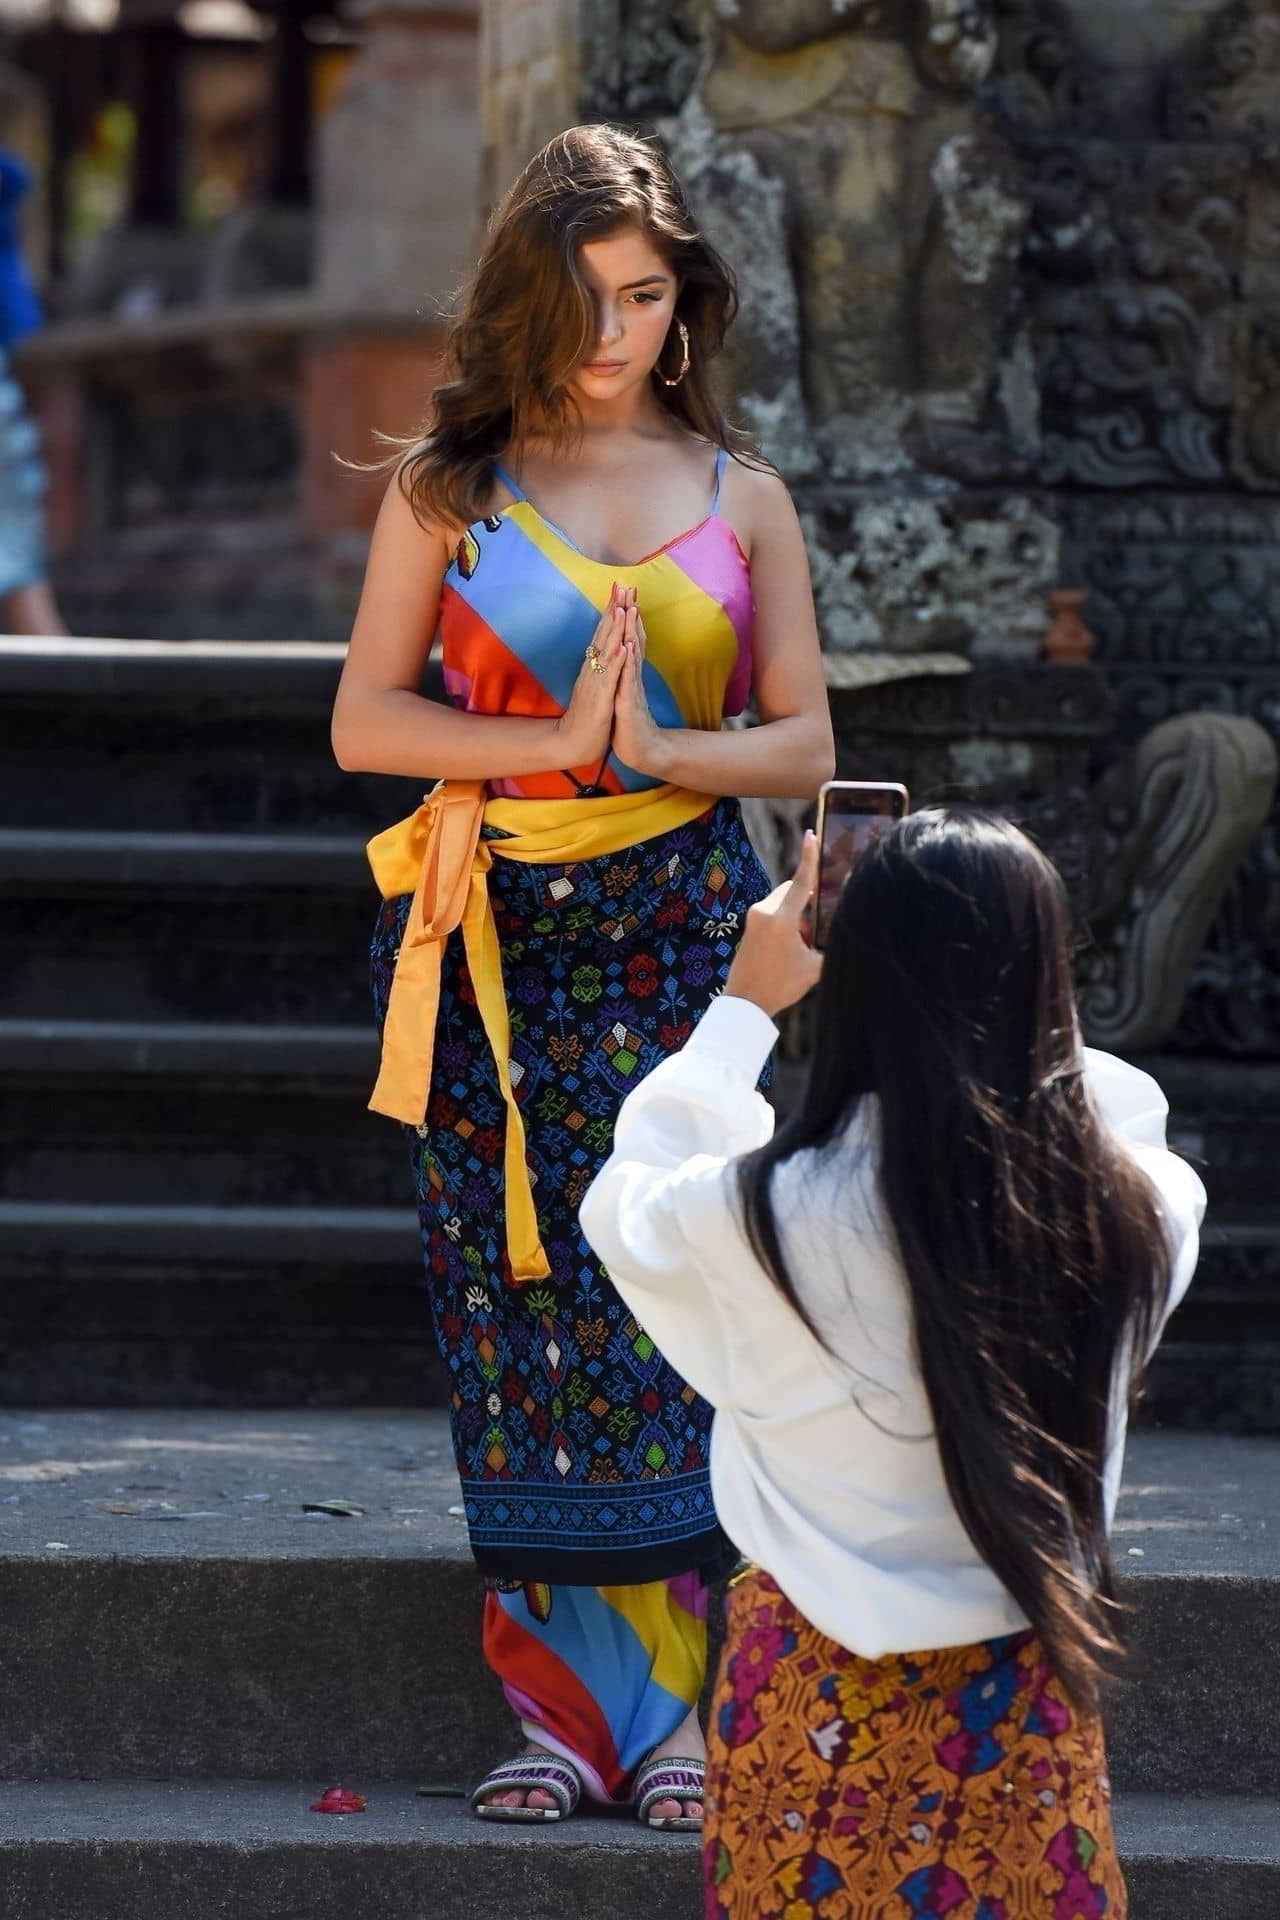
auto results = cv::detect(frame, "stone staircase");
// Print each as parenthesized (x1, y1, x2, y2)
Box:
(0, 1408, 1277, 1917)
(2, 638, 1279, 1915)
(0, 639, 433, 1406)
(3, 637, 1280, 1421)
(1134, 1057, 1280, 1433)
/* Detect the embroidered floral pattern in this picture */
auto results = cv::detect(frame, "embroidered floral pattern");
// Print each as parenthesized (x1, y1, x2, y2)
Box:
(705, 1569, 1127, 1920)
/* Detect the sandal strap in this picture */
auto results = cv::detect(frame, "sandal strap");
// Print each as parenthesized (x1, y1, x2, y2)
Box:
(470, 1755, 581, 1816)
(634, 1756, 705, 1819)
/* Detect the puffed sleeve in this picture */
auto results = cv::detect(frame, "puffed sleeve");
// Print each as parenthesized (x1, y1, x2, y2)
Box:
(577, 994, 779, 1408)
(1083, 1046, 1207, 1323)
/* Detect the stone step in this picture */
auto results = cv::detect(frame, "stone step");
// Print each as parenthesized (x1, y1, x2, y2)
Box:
(0, 888, 381, 1024)
(3, 1183, 1272, 1415)
(0, 1020, 400, 1209)
(0, 1413, 1274, 1801)
(0, 1782, 1274, 1920)
(0, 826, 369, 890)
(0, 1199, 419, 1263)
(1143, 1213, 1280, 1431)
(0, 1209, 436, 1408)
(0, 638, 426, 834)
(1133, 1053, 1280, 1214)
(0, 1016, 376, 1079)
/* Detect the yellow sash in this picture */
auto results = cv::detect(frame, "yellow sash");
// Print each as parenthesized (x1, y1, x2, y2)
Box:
(367, 779, 716, 1283)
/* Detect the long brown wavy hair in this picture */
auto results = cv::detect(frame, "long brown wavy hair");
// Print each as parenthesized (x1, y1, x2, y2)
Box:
(738, 809, 1175, 1714)
(389, 123, 761, 530)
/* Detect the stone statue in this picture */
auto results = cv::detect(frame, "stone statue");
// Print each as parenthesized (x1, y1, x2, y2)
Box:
(1079, 712, 1278, 1050)
(655, 0, 1057, 660)
(663, 0, 1036, 486)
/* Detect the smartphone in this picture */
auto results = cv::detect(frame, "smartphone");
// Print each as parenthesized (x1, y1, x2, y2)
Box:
(813, 780, 910, 949)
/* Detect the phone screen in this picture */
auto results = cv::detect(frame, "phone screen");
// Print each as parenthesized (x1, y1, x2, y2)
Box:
(814, 782, 909, 949)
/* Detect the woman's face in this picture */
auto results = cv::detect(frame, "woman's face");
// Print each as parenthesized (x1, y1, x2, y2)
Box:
(567, 224, 680, 403)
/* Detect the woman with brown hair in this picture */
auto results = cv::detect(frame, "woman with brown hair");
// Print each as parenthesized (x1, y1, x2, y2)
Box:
(331, 123, 833, 1825)
(583, 810, 1205, 1915)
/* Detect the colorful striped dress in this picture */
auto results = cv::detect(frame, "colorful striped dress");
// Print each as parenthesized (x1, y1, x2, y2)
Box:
(368, 444, 771, 1801)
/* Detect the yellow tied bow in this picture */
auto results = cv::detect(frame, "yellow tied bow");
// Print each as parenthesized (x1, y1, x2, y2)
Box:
(367, 778, 717, 1284)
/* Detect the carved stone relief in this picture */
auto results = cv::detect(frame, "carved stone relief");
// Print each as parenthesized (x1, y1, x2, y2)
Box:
(1079, 712, 1278, 1050)
(1061, 489, 1280, 1049)
(662, 0, 1037, 490)
(1020, 139, 1244, 490)
(982, 0, 1280, 1054)
(1164, 0, 1280, 144)
(578, 0, 703, 121)
(799, 492, 1059, 657)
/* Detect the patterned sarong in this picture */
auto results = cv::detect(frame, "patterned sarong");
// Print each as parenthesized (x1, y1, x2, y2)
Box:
(705, 1567, 1127, 1919)
(484, 1571, 709, 1804)
(369, 795, 771, 1584)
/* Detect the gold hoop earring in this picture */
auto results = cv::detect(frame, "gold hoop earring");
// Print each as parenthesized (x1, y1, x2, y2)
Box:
(656, 318, 691, 388)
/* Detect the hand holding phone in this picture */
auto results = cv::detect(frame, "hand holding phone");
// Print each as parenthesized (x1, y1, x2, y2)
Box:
(725, 831, 824, 1016)
(814, 780, 909, 949)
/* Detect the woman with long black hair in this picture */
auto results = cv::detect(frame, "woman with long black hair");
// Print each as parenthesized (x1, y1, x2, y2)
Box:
(581, 809, 1204, 1917)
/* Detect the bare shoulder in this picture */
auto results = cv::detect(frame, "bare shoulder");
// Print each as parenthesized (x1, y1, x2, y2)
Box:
(375, 460, 460, 559)
(717, 452, 801, 554)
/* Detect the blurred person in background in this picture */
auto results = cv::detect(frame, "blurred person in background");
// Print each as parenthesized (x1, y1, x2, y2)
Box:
(0, 115, 66, 636)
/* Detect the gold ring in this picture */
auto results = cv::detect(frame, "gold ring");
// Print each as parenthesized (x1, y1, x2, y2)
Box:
(586, 642, 605, 674)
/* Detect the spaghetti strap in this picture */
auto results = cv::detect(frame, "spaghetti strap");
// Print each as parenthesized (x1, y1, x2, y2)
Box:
(710, 446, 727, 514)
(493, 461, 526, 502)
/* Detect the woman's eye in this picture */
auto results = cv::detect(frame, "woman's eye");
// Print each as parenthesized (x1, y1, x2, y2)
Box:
(630, 291, 661, 304)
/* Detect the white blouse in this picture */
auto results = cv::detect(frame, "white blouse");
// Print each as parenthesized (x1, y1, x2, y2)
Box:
(579, 995, 1206, 1659)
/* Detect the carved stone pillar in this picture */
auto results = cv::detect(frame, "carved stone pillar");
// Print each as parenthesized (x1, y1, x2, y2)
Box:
(479, 0, 579, 215)
(317, 1, 481, 314)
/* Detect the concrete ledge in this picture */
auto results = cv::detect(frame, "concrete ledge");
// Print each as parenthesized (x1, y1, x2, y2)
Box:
(1, 1414, 1277, 1795)
(0, 1786, 700, 1920)
(0, 1020, 378, 1080)
(0, 1202, 420, 1264)
(0, 638, 446, 707)
(0, 1784, 1274, 1920)
(0, 638, 347, 703)
(0, 828, 369, 891)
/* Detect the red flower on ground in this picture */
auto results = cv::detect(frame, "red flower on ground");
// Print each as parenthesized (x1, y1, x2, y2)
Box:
(310, 1787, 367, 1814)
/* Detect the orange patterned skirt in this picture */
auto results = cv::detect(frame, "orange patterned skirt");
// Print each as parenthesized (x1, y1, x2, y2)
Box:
(704, 1567, 1127, 1920)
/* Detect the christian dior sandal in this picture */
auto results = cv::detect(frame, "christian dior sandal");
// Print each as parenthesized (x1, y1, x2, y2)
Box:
(633, 1754, 706, 1832)
(469, 1753, 583, 1823)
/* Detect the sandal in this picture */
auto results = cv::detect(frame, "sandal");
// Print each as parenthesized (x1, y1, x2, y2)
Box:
(633, 1754, 706, 1832)
(469, 1753, 582, 1824)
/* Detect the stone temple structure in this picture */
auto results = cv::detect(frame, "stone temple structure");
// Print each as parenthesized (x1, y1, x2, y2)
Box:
(500, 1, 1280, 1063)
(8, 0, 1280, 1419)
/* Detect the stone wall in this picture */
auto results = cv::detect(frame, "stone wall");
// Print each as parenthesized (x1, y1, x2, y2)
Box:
(991, 0, 1280, 1051)
(482, 0, 1280, 1054)
(570, 2, 1066, 663)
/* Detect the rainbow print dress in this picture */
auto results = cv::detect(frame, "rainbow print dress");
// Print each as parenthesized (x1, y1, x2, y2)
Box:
(437, 445, 754, 797)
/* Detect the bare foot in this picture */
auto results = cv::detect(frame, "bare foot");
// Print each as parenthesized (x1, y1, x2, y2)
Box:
(476, 1740, 562, 1814)
(641, 1706, 706, 1825)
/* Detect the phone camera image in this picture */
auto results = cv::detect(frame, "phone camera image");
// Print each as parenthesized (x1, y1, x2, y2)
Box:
(814, 782, 909, 950)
